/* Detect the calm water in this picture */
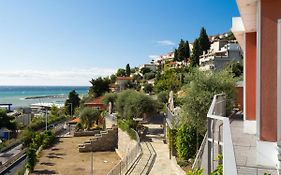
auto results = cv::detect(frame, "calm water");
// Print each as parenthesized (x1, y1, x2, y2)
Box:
(0, 86, 89, 108)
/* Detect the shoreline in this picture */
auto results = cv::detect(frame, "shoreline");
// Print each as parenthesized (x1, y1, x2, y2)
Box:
(24, 94, 66, 100)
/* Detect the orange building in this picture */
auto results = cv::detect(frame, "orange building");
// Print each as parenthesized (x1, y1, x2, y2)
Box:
(232, 0, 281, 168)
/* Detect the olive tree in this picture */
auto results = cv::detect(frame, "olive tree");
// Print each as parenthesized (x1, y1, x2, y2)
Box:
(80, 107, 100, 130)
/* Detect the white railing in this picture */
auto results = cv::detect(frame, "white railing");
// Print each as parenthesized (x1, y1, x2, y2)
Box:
(207, 94, 237, 175)
(107, 129, 142, 175)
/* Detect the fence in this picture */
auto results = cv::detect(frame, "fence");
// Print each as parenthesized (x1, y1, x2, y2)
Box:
(107, 129, 142, 175)
(206, 94, 237, 175)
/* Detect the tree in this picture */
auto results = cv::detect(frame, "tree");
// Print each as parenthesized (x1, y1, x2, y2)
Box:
(65, 90, 81, 115)
(26, 147, 37, 171)
(184, 40, 190, 61)
(140, 67, 152, 75)
(102, 93, 118, 112)
(116, 68, 126, 77)
(198, 27, 210, 54)
(116, 90, 157, 120)
(126, 64, 131, 76)
(174, 40, 190, 62)
(143, 83, 153, 94)
(0, 109, 16, 131)
(190, 39, 201, 67)
(80, 107, 101, 130)
(110, 74, 117, 83)
(89, 77, 110, 97)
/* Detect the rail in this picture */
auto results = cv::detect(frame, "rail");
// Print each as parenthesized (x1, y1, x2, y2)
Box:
(107, 129, 142, 175)
(206, 94, 237, 175)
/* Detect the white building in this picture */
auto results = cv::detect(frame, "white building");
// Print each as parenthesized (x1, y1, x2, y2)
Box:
(199, 41, 242, 71)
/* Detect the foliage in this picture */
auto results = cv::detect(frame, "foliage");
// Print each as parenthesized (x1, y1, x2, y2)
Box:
(0, 109, 17, 131)
(157, 91, 169, 104)
(190, 39, 201, 67)
(116, 68, 126, 77)
(110, 74, 117, 83)
(80, 107, 100, 130)
(144, 72, 156, 80)
(133, 73, 143, 82)
(126, 64, 131, 76)
(140, 67, 152, 75)
(102, 92, 118, 108)
(76, 122, 83, 130)
(20, 129, 35, 147)
(176, 123, 203, 160)
(117, 119, 137, 140)
(187, 168, 204, 175)
(26, 147, 37, 171)
(116, 90, 157, 120)
(154, 69, 183, 93)
(89, 77, 110, 97)
(42, 130, 56, 149)
(198, 27, 210, 54)
(143, 83, 153, 94)
(180, 68, 236, 135)
(65, 90, 81, 115)
(174, 39, 190, 61)
(227, 61, 243, 78)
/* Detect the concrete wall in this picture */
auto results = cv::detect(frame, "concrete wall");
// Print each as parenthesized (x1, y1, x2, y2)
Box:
(115, 128, 138, 159)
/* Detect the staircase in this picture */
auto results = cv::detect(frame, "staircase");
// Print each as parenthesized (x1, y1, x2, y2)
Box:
(78, 128, 118, 152)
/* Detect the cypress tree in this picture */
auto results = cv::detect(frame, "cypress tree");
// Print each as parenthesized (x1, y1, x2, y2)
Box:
(174, 49, 178, 61)
(190, 39, 201, 67)
(184, 40, 190, 61)
(198, 27, 210, 54)
(177, 39, 186, 61)
(126, 64, 131, 76)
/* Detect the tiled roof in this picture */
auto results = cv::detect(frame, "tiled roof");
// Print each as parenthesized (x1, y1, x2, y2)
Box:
(85, 96, 105, 105)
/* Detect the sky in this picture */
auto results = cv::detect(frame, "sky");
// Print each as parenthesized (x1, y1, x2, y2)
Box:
(0, 0, 240, 86)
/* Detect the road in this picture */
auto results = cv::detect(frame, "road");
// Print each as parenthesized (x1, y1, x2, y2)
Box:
(0, 144, 22, 165)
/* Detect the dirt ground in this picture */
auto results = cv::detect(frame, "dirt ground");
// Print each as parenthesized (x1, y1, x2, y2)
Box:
(31, 137, 120, 175)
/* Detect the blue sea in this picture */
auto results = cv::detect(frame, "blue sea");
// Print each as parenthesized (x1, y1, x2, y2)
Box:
(0, 86, 89, 108)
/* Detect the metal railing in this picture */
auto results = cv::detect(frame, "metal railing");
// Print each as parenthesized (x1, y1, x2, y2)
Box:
(107, 129, 142, 175)
(207, 94, 237, 175)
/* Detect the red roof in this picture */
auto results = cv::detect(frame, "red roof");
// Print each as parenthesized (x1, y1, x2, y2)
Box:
(116, 77, 133, 81)
(85, 96, 105, 105)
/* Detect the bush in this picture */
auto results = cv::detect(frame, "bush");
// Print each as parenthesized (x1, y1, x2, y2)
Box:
(118, 119, 137, 140)
(176, 123, 203, 160)
(144, 72, 155, 80)
(42, 131, 56, 149)
(26, 147, 37, 171)
(143, 84, 153, 94)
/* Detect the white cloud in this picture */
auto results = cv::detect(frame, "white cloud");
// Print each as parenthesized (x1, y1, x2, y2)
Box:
(0, 68, 116, 86)
(156, 40, 175, 46)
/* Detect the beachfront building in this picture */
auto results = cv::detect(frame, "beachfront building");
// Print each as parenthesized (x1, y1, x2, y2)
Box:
(230, 0, 281, 172)
(199, 40, 242, 71)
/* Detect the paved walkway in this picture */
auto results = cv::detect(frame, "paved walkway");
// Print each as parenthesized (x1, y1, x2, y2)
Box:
(144, 123, 185, 175)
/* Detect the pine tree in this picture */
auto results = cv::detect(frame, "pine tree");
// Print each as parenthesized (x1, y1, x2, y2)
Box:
(190, 39, 200, 67)
(198, 27, 210, 54)
(125, 64, 131, 76)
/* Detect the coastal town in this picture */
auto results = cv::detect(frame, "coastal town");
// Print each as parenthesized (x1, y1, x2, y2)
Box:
(0, 0, 281, 175)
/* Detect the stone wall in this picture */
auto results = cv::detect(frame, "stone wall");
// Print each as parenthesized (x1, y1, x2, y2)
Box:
(78, 128, 118, 152)
(74, 130, 101, 137)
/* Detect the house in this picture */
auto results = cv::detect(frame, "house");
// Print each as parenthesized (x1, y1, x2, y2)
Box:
(139, 63, 157, 72)
(115, 76, 133, 92)
(231, 0, 281, 171)
(153, 52, 175, 66)
(199, 40, 242, 71)
(84, 96, 107, 110)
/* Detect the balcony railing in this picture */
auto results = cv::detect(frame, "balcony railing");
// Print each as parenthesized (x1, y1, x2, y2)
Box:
(206, 94, 237, 175)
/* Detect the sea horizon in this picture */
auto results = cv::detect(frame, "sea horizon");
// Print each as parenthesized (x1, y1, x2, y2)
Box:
(0, 85, 90, 108)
